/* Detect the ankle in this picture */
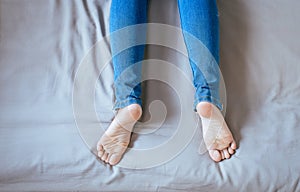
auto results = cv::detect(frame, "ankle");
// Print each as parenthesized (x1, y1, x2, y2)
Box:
(196, 102, 213, 118)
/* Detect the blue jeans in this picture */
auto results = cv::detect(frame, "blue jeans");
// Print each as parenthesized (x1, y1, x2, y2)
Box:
(110, 0, 222, 111)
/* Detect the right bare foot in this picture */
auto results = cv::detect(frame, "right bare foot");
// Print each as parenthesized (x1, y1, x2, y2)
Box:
(96, 104, 142, 165)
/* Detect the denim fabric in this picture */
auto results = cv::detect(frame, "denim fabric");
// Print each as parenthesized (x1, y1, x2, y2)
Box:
(177, 0, 222, 111)
(110, 0, 148, 110)
(110, 0, 222, 111)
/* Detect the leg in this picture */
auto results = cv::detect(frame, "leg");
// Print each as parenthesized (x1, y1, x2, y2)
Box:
(111, 0, 148, 109)
(97, 0, 148, 165)
(177, 0, 237, 162)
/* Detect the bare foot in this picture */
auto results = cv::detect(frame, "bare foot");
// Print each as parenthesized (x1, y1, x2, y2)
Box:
(197, 102, 237, 162)
(96, 104, 142, 165)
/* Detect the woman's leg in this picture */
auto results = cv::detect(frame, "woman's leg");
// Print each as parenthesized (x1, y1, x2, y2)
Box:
(110, 0, 148, 110)
(97, 0, 148, 165)
(177, 0, 237, 162)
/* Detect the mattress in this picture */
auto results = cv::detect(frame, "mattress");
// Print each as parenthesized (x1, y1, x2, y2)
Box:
(1, 0, 300, 191)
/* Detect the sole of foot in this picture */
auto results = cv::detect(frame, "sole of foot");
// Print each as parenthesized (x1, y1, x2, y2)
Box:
(96, 104, 142, 165)
(197, 102, 237, 162)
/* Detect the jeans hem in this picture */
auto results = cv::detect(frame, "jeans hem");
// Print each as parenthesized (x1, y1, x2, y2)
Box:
(113, 98, 142, 111)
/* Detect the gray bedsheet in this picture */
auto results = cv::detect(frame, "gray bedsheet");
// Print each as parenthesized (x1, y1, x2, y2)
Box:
(1, 0, 300, 191)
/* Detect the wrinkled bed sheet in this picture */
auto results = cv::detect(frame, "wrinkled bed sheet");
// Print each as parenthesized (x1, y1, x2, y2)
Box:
(0, 0, 300, 191)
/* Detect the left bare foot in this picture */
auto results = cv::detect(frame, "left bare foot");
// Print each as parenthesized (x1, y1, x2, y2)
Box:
(197, 102, 237, 162)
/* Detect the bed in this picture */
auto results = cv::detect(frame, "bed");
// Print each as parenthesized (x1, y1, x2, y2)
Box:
(1, 0, 300, 191)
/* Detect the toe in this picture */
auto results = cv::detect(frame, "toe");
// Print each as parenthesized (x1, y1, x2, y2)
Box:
(105, 153, 111, 163)
(98, 150, 104, 158)
(221, 150, 225, 159)
(208, 150, 222, 162)
(101, 152, 109, 162)
(97, 144, 104, 152)
(231, 141, 237, 150)
(96, 140, 103, 151)
(228, 147, 235, 154)
(223, 149, 230, 159)
(108, 154, 122, 165)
